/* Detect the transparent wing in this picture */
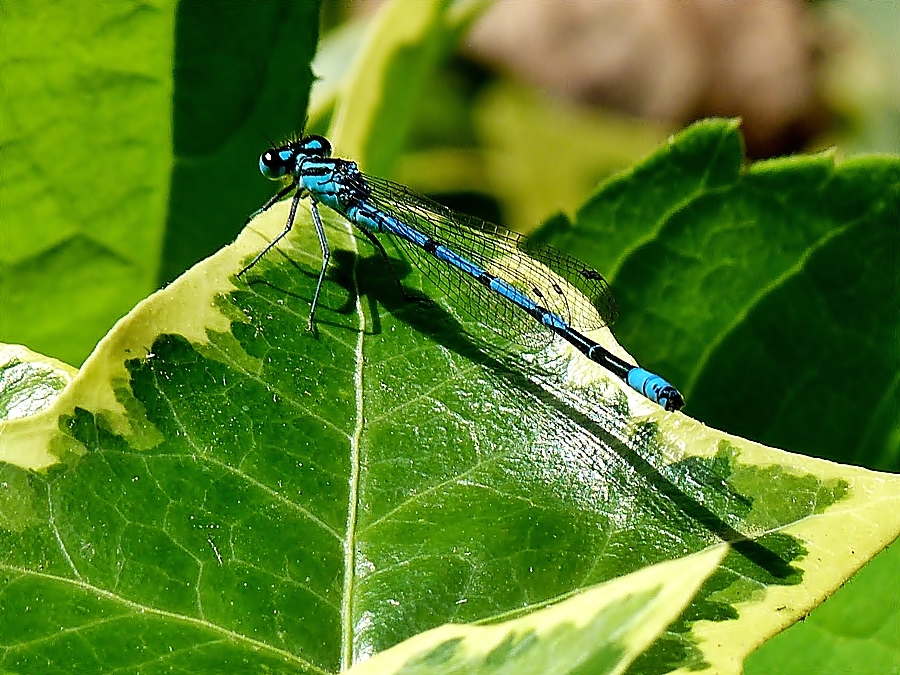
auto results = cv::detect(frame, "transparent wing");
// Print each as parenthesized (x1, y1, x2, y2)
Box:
(361, 175, 617, 345)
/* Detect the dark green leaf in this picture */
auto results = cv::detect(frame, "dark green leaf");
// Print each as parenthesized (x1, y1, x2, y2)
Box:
(160, 1, 320, 284)
(536, 119, 900, 470)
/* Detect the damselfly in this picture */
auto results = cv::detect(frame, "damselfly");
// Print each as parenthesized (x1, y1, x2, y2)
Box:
(238, 135, 684, 411)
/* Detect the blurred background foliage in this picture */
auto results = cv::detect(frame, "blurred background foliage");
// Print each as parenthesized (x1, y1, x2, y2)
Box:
(314, 0, 899, 230)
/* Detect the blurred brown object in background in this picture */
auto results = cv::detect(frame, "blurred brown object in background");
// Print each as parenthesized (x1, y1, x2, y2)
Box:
(466, 0, 830, 158)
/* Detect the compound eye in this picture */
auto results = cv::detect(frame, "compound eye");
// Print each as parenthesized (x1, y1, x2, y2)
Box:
(259, 150, 287, 179)
(301, 135, 332, 157)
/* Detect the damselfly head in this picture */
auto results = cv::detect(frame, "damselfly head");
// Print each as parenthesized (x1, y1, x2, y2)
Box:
(259, 136, 333, 180)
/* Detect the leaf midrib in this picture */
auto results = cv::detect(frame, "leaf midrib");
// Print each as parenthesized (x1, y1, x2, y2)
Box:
(342, 217, 366, 672)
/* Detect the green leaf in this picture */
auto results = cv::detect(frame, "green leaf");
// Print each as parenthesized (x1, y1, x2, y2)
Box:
(344, 546, 727, 675)
(535, 119, 900, 470)
(1, 123, 898, 672)
(0, 1, 319, 365)
(1, 1, 177, 366)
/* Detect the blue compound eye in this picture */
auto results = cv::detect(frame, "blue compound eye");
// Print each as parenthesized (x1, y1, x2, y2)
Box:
(259, 150, 290, 179)
(300, 135, 332, 157)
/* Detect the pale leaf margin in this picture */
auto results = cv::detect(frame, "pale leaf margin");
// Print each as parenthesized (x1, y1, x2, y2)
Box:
(0, 344, 77, 423)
